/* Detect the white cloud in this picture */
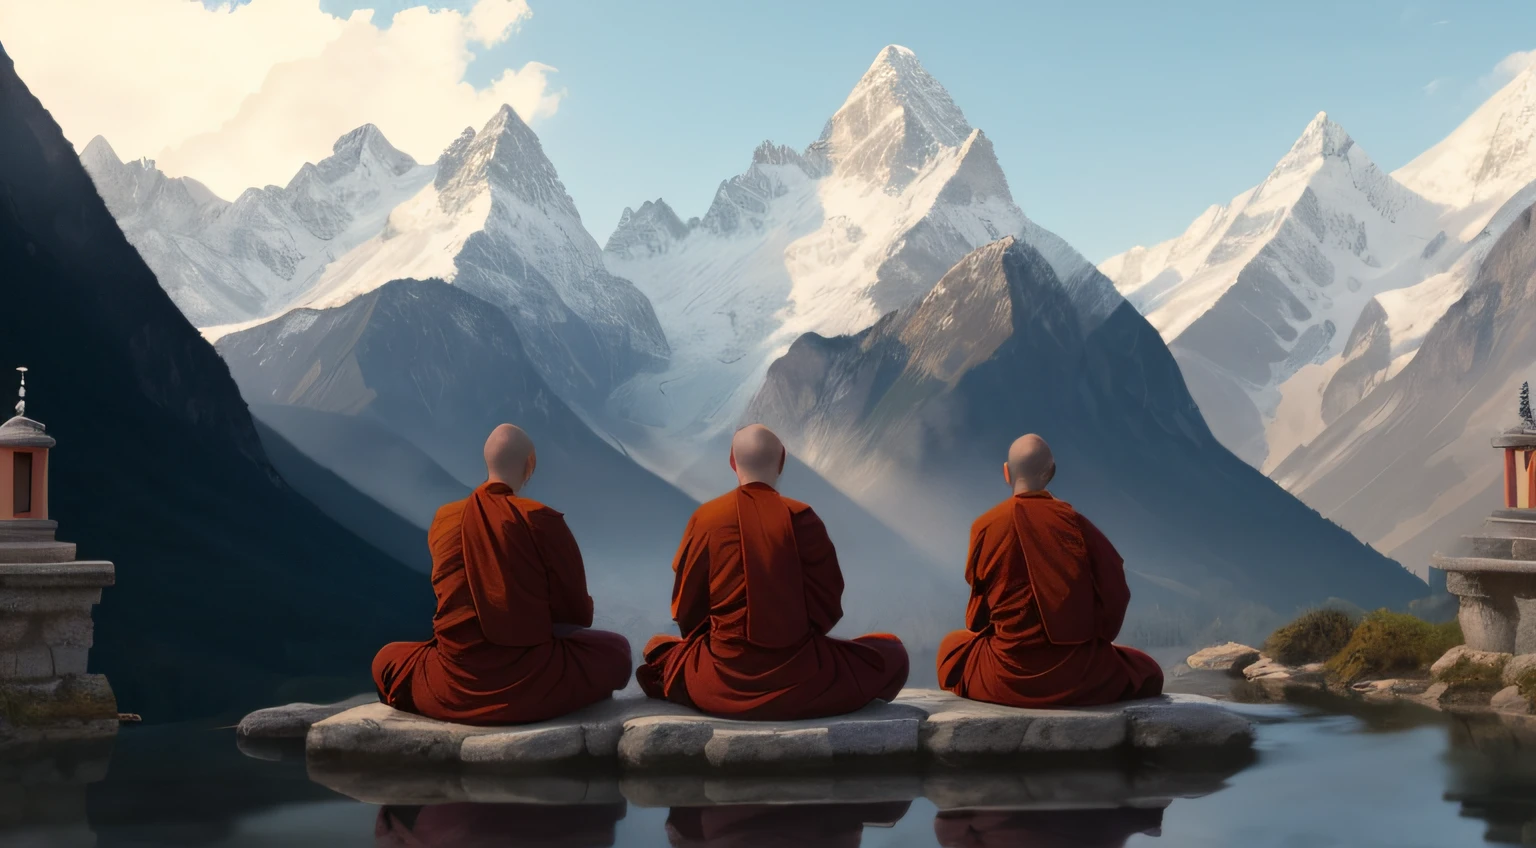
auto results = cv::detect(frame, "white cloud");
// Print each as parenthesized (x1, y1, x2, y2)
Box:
(0, 0, 560, 199)
(1423, 78, 1444, 96)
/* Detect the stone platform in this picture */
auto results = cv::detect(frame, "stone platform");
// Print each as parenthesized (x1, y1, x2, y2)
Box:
(244, 688, 1253, 784)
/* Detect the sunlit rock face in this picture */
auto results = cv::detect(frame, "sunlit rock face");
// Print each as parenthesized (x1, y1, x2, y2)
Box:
(749, 237, 1426, 642)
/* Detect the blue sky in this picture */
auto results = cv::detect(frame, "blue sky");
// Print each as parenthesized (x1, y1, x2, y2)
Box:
(314, 1, 1535, 262)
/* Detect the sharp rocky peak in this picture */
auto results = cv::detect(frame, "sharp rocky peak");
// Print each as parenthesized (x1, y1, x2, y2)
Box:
(433, 104, 578, 219)
(321, 123, 417, 180)
(1274, 111, 1357, 172)
(80, 135, 121, 169)
(606, 198, 692, 256)
(819, 44, 974, 187)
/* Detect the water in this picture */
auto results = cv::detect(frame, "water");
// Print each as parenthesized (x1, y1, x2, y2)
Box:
(6, 691, 1536, 847)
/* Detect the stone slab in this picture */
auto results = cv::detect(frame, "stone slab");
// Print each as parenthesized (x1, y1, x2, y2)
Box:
(298, 688, 1253, 775)
(1186, 643, 1262, 675)
(236, 694, 378, 739)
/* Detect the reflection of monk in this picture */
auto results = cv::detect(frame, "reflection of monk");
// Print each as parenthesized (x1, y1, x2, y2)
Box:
(937, 435, 1163, 708)
(372, 425, 632, 724)
(637, 425, 910, 720)
(666, 802, 912, 848)
(375, 801, 627, 848)
(933, 806, 1164, 848)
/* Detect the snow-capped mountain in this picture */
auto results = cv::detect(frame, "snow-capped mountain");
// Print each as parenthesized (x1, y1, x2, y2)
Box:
(1396, 64, 1536, 243)
(81, 125, 434, 328)
(299, 105, 669, 406)
(1272, 199, 1536, 579)
(603, 45, 1118, 487)
(748, 236, 1426, 644)
(1099, 113, 1443, 469)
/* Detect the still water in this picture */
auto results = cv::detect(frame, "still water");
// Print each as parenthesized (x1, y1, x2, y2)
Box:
(6, 691, 1536, 847)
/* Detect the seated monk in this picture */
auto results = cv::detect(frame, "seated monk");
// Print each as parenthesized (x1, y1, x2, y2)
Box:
(936, 434, 1163, 708)
(636, 424, 909, 720)
(371, 424, 632, 725)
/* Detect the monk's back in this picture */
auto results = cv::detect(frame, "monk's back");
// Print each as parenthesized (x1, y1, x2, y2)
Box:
(687, 489, 821, 645)
(969, 494, 1095, 645)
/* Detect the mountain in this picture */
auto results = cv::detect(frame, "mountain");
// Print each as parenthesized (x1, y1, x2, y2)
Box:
(601, 45, 1120, 487)
(1272, 200, 1536, 579)
(1395, 64, 1536, 243)
(214, 278, 700, 633)
(81, 125, 433, 328)
(749, 237, 1429, 645)
(0, 44, 430, 721)
(1098, 113, 1443, 471)
(293, 105, 670, 408)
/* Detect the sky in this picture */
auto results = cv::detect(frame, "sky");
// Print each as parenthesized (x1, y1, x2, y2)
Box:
(3, 0, 1536, 262)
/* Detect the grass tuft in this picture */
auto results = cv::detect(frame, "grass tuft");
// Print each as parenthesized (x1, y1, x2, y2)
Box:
(1264, 608, 1356, 666)
(1325, 610, 1463, 683)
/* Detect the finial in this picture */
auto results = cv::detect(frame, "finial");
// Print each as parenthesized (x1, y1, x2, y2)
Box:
(1522, 381, 1534, 430)
(14, 367, 24, 418)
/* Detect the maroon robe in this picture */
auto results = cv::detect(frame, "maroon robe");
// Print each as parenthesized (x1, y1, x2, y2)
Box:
(666, 802, 912, 848)
(375, 802, 627, 848)
(936, 491, 1163, 707)
(372, 482, 631, 724)
(933, 806, 1165, 848)
(637, 482, 909, 720)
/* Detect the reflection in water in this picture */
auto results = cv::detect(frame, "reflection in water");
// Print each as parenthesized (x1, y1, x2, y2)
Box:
(1445, 713, 1536, 845)
(664, 802, 911, 848)
(375, 802, 628, 848)
(933, 806, 1165, 848)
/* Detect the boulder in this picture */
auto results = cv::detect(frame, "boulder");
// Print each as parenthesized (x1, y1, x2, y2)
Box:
(1430, 646, 1511, 682)
(296, 689, 1254, 778)
(1186, 643, 1261, 676)
(1502, 653, 1536, 688)
(1491, 686, 1532, 715)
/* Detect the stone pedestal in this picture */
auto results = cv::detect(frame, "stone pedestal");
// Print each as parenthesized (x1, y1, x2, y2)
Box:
(0, 520, 117, 749)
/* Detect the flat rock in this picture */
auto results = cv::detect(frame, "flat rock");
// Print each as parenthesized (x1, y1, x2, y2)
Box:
(1186, 643, 1261, 676)
(236, 694, 376, 739)
(299, 688, 1253, 775)
(1431, 645, 1511, 680)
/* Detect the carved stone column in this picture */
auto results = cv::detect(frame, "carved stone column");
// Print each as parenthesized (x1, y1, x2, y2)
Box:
(1445, 570, 1519, 653)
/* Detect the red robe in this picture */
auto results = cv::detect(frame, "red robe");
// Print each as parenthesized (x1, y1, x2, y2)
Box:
(375, 802, 627, 848)
(936, 491, 1162, 707)
(665, 802, 912, 848)
(637, 482, 909, 720)
(933, 807, 1165, 848)
(371, 482, 632, 725)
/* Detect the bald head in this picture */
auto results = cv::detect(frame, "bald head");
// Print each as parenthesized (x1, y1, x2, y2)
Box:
(731, 424, 787, 487)
(1005, 434, 1055, 493)
(485, 424, 537, 491)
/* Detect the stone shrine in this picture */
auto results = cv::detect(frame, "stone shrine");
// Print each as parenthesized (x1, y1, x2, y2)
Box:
(0, 368, 117, 748)
(1433, 384, 1536, 654)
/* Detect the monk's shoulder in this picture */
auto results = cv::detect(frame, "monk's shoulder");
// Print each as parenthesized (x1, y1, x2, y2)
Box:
(511, 495, 565, 523)
(973, 497, 1015, 533)
(690, 491, 737, 531)
(428, 498, 467, 551)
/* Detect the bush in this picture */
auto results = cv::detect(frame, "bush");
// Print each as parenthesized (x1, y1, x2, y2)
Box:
(1264, 608, 1356, 666)
(1436, 656, 1506, 692)
(1326, 610, 1464, 683)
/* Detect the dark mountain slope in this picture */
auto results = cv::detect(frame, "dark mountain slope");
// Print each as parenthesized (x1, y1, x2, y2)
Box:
(0, 43, 429, 721)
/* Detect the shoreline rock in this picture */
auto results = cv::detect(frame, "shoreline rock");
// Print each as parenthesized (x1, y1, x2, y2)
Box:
(262, 688, 1254, 777)
(1185, 643, 1261, 676)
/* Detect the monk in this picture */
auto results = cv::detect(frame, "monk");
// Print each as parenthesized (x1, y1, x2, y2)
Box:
(636, 424, 910, 720)
(936, 434, 1163, 707)
(371, 424, 632, 725)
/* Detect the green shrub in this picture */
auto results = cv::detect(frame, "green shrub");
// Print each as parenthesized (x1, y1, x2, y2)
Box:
(1264, 608, 1356, 666)
(1326, 610, 1465, 683)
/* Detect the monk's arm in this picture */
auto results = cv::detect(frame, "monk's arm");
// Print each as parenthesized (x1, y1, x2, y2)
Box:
(536, 511, 594, 628)
(671, 516, 711, 637)
(963, 525, 990, 632)
(1080, 514, 1130, 640)
(796, 509, 844, 634)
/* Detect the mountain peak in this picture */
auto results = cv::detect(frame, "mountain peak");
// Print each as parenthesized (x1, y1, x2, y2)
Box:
(320, 123, 417, 182)
(80, 134, 121, 169)
(1278, 111, 1355, 167)
(433, 104, 579, 219)
(605, 198, 691, 258)
(1394, 62, 1536, 215)
(819, 44, 972, 187)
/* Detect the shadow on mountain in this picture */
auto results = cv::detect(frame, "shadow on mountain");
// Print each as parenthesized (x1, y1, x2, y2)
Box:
(0, 43, 431, 722)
